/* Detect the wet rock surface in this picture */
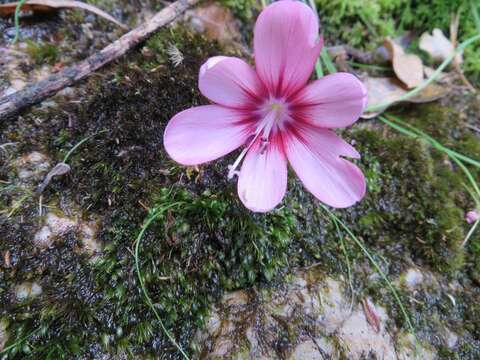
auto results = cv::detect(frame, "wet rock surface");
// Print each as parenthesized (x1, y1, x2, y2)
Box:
(195, 270, 435, 360)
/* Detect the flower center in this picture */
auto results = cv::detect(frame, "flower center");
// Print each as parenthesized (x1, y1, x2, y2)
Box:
(227, 100, 288, 179)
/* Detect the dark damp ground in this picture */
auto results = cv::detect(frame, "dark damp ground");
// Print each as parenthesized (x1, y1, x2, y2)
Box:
(0, 1, 480, 359)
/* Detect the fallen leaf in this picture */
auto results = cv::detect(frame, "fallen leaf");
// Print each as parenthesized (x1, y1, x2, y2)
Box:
(419, 28, 462, 65)
(362, 298, 380, 333)
(2, 250, 11, 268)
(384, 37, 424, 89)
(361, 76, 450, 119)
(187, 2, 241, 45)
(36, 162, 71, 193)
(0, 0, 128, 30)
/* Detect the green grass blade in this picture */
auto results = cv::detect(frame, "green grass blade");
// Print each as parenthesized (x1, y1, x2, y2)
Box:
(320, 47, 337, 74)
(347, 61, 391, 72)
(332, 216, 355, 310)
(315, 58, 324, 78)
(379, 115, 480, 170)
(63, 129, 107, 163)
(463, 219, 480, 247)
(0, 327, 42, 355)
(13, 0, 27, 44)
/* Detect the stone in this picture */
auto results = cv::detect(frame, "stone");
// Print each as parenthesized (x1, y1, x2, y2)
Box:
(16, 151, 50, 181)
(442, 327, 459, 349)
(290, 339, 329, 360)
(79, 222, 102, 254)
(33, 213, 77, 249)
(196, 270, 437, 359)
(402, 268, 425, 290)
(15, 281, 42, 301)
(337, 308, 396, 360)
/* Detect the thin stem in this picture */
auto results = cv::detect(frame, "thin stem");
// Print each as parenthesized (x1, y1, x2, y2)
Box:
(462, 219, 480, 247)
(13, 0, 27, 44)
(320, 47, 337, 74)
(450, 156, 480, 202)
(379, 114, 480, 248)
(333, 217, 355, 311)
(134, 203, 190, 360)
(462, 182, 480, 208)
(347, 61, 391, 72)
(321, 205, 417, 337)
(365, 33, 480, 113)
(315, 58, 324, 78)
(63, 129, 107, 163)
(0, 327, 42, 355)
(380, 115, 480, 170)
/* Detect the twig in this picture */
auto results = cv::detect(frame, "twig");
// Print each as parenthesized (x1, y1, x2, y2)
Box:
(0, 0, 200, 121)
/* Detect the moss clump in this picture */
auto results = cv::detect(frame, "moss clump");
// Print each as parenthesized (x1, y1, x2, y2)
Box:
(346, 128, 466, 273)
(313, 0, 480, 81)
(25, 40, 58, 65)
(219, 0, 258, 21)
(1, 20, 480, 360)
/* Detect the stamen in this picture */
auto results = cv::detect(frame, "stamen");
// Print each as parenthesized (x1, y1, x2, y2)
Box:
(227, 105, 282, 179)
(227, 147, 249, 179)
(227, 126, 264, 179)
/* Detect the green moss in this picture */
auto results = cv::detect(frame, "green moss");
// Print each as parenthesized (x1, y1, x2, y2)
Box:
(1, 20, 480, 359)
(313, 0, 480, 81)
(25, 40, 58, 65)
(219, 0, 258, 21)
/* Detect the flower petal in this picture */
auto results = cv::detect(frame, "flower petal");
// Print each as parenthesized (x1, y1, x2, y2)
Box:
(164, 105, 253, 165)
(199, 56, 267, 109)
(284, 124, 365, 208)
(290, 73, 367, 128)
(237, 136, 287, 212)
(254, 0, 322, 97)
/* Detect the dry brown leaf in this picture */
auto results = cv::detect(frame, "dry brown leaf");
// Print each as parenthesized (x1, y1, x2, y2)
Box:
(362, 298, 380, 333)
(384, 37, 424, 89)
(187, 3, 241, 45)
(0, 0, 128, 29)
(419, 28, 462, 65)
(361, 76, 450, 119)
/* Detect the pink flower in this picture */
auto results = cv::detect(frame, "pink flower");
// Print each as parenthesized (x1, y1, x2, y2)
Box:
(466, 210, 480, 224)
(164, 0, 367, 212)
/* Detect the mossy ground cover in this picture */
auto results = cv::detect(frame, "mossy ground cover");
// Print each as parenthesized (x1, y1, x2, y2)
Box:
(223, 0, 480, 82)
(0, 11, 479, 360)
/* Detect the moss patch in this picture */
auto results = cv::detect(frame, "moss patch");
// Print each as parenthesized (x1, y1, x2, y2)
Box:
(1, 23, 480, 359)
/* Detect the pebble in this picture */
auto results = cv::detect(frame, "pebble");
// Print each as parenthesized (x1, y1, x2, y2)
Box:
(15, 282, 42, 301)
